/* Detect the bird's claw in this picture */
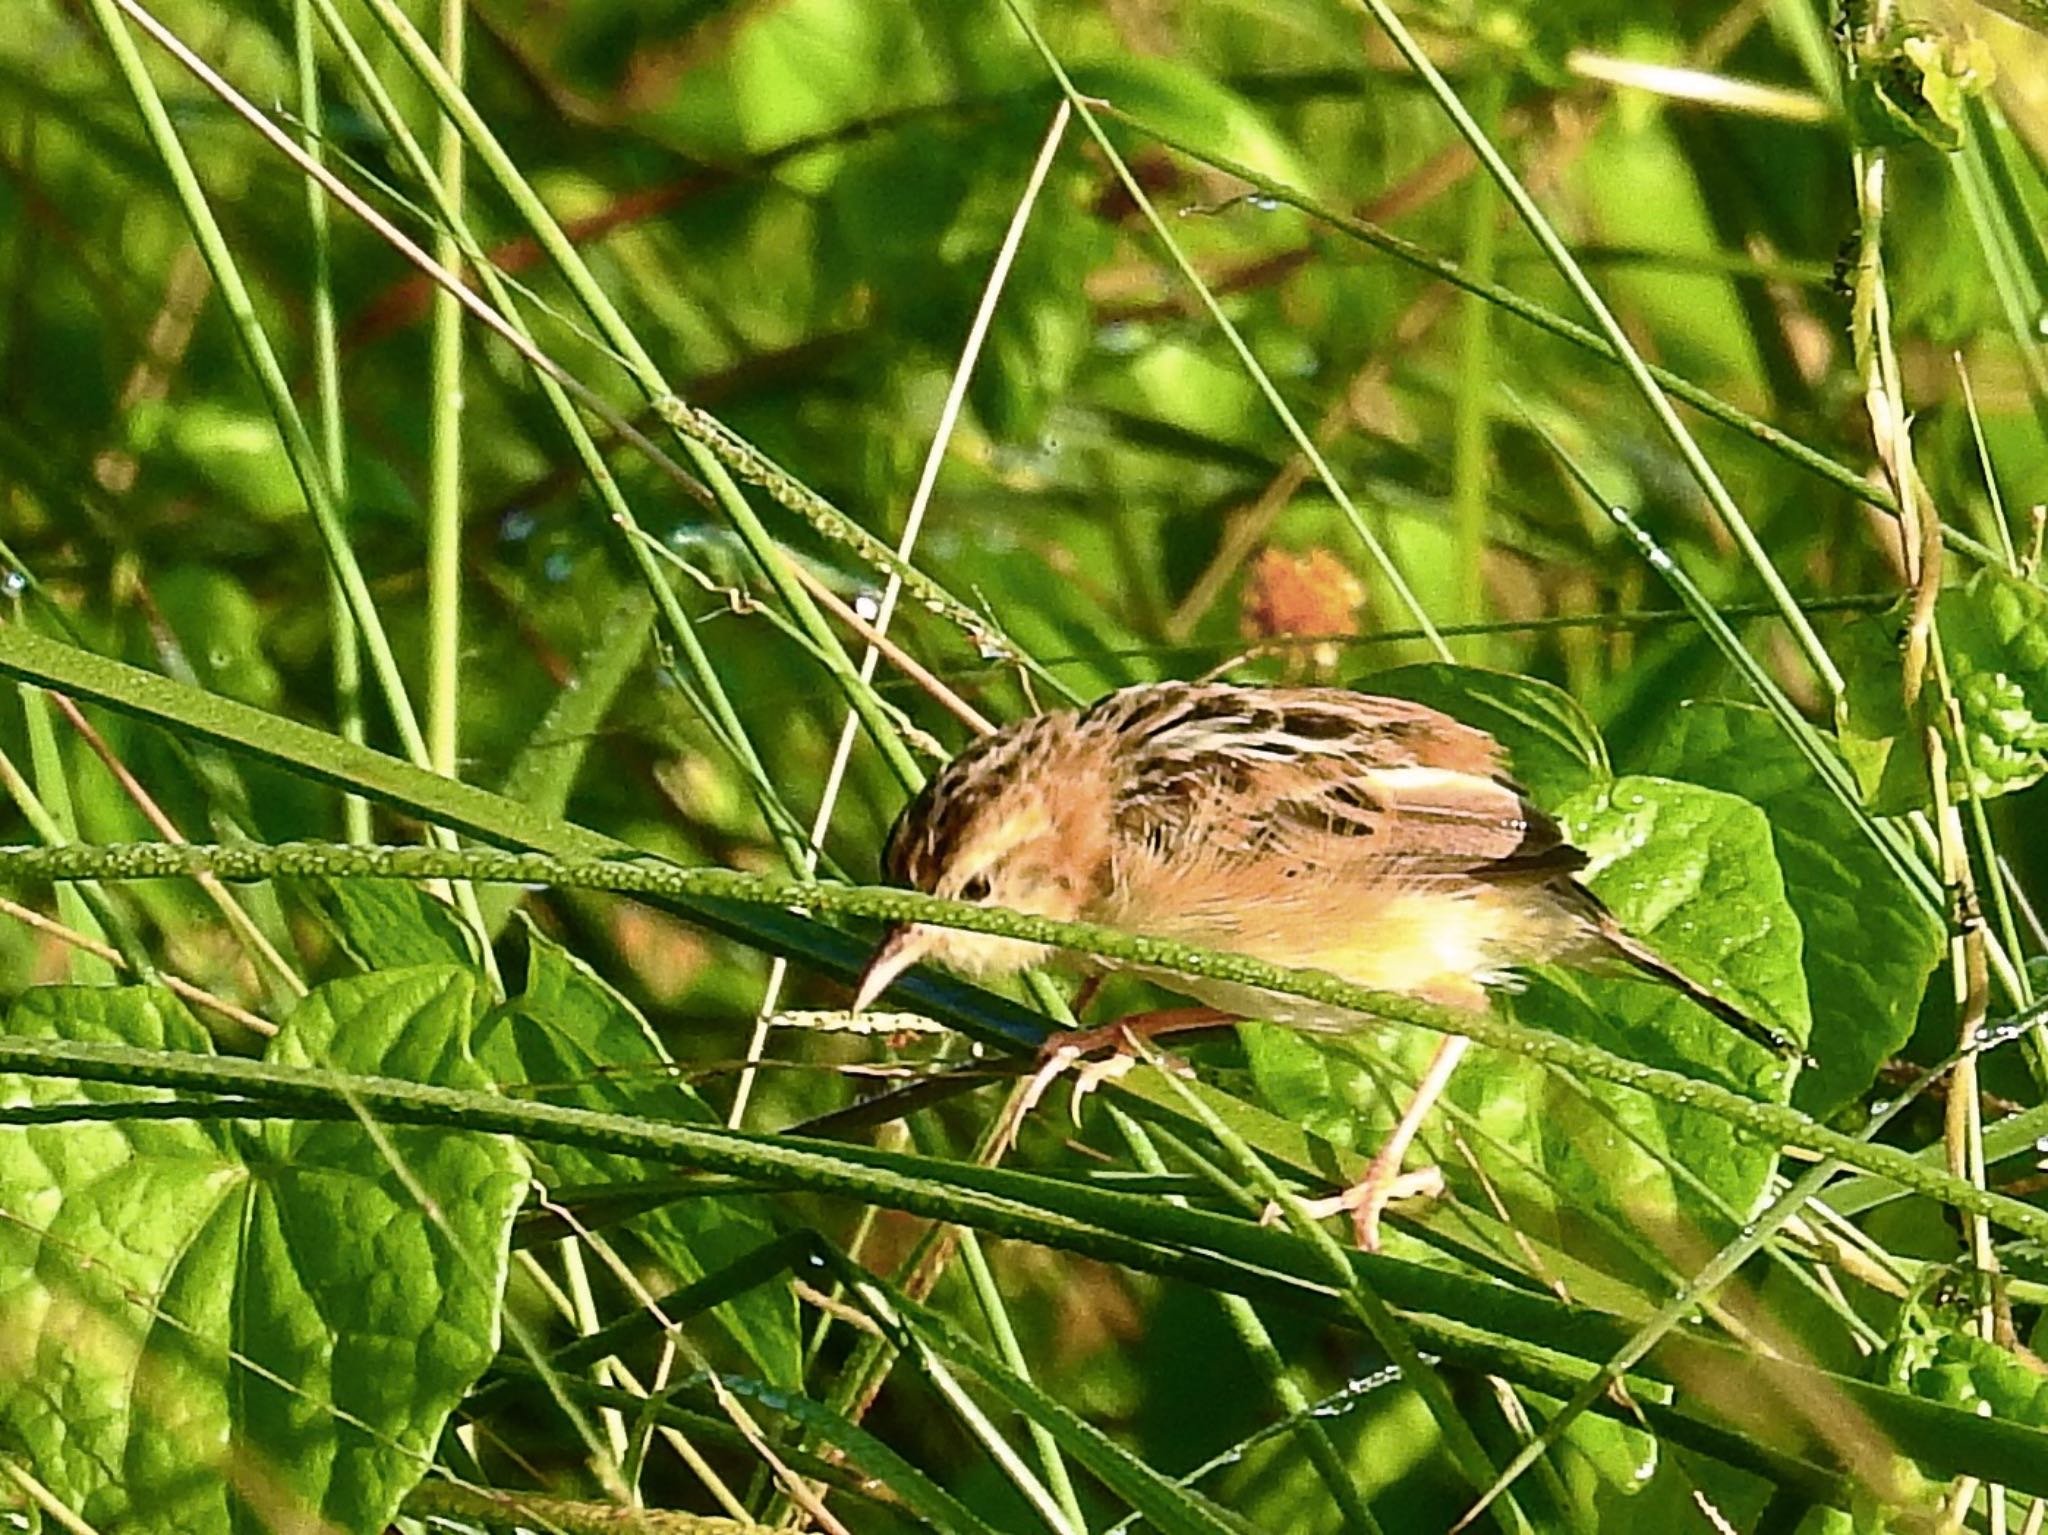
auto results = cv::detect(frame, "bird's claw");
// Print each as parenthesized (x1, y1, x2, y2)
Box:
(1260, 1164, 1446, 1251)
(1016, 1041, 1087, 1126)
(1014, 1023, 1186, 1136)
(1069, 1048, 1139, 1122)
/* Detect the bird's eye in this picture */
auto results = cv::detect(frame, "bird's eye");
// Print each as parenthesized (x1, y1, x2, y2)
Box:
(958, 873, 993, 902)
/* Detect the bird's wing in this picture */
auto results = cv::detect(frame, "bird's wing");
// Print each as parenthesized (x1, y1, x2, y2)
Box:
(1103, 683, 1581, 882)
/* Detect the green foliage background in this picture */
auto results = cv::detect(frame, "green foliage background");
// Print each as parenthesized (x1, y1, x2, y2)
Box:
(0, 0, 2047, 1530)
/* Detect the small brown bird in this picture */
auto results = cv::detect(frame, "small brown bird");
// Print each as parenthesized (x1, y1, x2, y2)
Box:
(853, 681, 1785, 1247)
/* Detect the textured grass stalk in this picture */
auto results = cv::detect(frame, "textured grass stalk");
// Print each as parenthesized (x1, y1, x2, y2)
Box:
(292, 0, 368, 845)
(0, 621, 2034, 1232)
(4, 1032, 2043, 1501)
(298, 0, 821, 879)
(352, 0, 923, 793)
(0, 624, 1050, 1052)
(14, 840, 2043, 1269)
(1452, 68, 1503, 653)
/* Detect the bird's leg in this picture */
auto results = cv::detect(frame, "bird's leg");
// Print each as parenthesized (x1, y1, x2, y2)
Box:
(996, 1008, 1240, 1155)
(1285, 1032, 1471, 1251)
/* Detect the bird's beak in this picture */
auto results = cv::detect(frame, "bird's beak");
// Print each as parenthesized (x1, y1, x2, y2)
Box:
(851, 923, 934, 1014)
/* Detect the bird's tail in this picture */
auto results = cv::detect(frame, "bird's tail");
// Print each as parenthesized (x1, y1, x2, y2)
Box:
(1593, 913, 1807, 1061)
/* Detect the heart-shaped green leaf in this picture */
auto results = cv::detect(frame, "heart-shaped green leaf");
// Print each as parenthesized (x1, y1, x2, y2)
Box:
(1632, 700, 1940, 1115)
(0, 973, 525, 1533)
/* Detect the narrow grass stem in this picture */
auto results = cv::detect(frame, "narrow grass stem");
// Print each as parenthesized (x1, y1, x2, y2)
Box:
(1351, 0, 1843, 697)
(290, 0, 368, 846)
(1002, 0, 1451, 659)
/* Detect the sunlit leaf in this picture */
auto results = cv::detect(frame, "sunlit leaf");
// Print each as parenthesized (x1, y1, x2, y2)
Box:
(1838, 568, 2048, 811)
(0, 975, 525, 1533)
(1631, 700, 1940, 1115)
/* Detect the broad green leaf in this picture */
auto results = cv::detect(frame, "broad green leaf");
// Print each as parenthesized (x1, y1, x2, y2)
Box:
(1890, 1327, 2048, 1428)
(1360, 662, 1611, 803)
(1838, 569, 2048, 812)
(1246, 776, 1807, 1283)
(0, 973, 525, 1534)
(476, 926, 799, 1388)
(1943, 568, 2048, 795)
(1543, 774, 1812, 1064)
(1631, 700, 1941, 1116)
(304, 877, 479, 971)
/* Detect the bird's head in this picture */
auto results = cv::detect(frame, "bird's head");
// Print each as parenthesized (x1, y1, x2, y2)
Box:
(853, 717, 1104, 1012)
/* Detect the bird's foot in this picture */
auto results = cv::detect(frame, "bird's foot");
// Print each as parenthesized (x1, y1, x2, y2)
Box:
(1262, 1162, 1446, 1252)
(991, 1008, 1236, 1160)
